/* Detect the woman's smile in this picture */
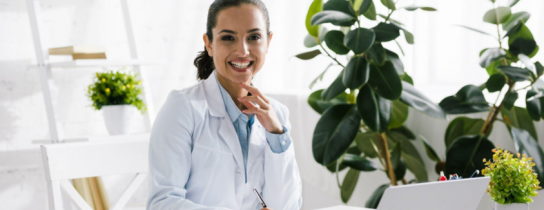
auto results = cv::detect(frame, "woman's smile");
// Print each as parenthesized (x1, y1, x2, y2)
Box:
(228, 59, 254, 72)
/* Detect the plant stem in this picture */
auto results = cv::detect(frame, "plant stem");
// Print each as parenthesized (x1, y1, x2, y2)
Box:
(480, 81, 515, 136)
(384, 10, 394, 22)
(401, 178, 407, 185)
(348, 89, 357, 104)
(493, 3, 503, 48)
(319, 44, 345, 68)
(377, 132, 397, 186)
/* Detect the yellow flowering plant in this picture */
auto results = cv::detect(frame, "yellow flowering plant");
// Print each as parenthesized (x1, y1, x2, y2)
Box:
(482, 147, 541, 204)
(87, 70, 146, 113)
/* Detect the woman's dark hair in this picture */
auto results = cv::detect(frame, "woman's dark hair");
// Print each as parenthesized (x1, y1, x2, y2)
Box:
(194, 0, 271, 80)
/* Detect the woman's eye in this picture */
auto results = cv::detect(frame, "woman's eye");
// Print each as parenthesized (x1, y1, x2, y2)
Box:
(221, 36, 235, 41)
(249, 35, 261, 40)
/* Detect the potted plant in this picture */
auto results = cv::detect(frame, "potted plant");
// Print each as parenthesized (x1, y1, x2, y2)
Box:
(482, 147, 541, 210)
(87, 69, 146, 135)
(430, 0, 544, 190)
(297, 0, 442, 206)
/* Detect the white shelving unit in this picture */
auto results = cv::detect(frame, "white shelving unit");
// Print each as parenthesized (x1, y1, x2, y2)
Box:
(26, 0, 166, 144)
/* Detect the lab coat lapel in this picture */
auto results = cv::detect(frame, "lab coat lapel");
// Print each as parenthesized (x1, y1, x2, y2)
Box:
(203, 71, 244, 171)
(248, 117, 266, 171)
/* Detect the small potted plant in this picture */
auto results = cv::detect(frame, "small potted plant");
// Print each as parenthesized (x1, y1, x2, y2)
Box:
(87, 69, 146, 135)
(482, 147, 541, 210)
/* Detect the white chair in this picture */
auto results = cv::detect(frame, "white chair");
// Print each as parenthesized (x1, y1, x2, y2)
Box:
(40, 139, 149, 210)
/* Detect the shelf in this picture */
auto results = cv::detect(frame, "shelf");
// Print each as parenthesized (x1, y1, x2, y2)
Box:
(32, 132, 150, 145)
(29, 59, 168, 68)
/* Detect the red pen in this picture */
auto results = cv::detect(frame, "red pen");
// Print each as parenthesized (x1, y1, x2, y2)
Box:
(439, 171, 447, 181)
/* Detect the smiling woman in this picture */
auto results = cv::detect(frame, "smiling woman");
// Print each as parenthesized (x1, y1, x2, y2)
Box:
(148, 0, 302, 210)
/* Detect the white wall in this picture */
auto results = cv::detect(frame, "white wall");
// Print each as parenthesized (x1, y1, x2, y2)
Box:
(1, 0, 544, 209)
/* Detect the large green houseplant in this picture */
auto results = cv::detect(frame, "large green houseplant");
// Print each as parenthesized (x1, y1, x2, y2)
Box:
(296, 0, 442, 206)
(432, 0, 544, 188)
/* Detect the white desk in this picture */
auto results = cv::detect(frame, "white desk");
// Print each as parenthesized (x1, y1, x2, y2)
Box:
(315, 205, 371, 210)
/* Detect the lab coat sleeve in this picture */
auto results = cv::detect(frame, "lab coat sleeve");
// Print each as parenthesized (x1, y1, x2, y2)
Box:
(262, 103, 303, 210)
(147, 91, 231, 210)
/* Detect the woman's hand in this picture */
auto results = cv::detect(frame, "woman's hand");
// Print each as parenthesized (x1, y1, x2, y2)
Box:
(237, 83, 284, 134)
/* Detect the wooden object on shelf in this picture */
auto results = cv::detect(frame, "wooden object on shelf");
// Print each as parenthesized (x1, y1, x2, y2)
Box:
(49, 45, 105, 55)
(72, 52, 107, 60)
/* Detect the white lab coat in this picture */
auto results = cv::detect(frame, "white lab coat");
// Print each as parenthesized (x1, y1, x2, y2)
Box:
(147, 71, 302, 210)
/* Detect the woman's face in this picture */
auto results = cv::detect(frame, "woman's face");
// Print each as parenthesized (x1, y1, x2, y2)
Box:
(204, 4, 272, 85)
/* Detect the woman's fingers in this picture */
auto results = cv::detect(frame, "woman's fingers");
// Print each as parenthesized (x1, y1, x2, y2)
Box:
(238, 95, 268, 109)
(239, 83, 268, 103)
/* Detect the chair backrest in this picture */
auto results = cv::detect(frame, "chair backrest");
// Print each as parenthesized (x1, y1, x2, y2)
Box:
(41, 139, 149, 210)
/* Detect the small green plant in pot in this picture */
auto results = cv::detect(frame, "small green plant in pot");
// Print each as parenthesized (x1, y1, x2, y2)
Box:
(482, 147, 541, 209)
(87, 69, 146, 135)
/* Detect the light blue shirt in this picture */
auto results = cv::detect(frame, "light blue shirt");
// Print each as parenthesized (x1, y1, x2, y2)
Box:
(216, 74, 292, 183)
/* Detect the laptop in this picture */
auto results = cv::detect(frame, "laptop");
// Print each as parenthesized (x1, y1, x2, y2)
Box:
(316, 177, 490, 210)
(376, 177, 490, 210)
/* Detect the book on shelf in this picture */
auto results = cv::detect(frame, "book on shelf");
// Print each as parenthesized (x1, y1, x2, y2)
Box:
(49, 45, 106, 55)
(72, 53, 107, 60)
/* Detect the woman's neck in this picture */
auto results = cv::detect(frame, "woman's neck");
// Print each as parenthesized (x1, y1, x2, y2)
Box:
(217, 74, 249, 111)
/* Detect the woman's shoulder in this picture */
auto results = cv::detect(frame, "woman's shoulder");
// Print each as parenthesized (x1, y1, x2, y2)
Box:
(266, 96, 290, 121)
(161, 81, 208, 115)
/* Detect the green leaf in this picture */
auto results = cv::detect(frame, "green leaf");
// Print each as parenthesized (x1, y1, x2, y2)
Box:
(390, 142, 401, 169)
(486, 73, 506, 93)
(306, 0, 323, 37)
(322, 71, 347, 101)
(312, 104, 361, 165)
(341, 168, 360, 203)
(446, 135, 495, 178)
(501, 106, 539, 141)
(526, 88, 542, 121)
(378, 14, 404, 26)
(486, 60, 503, 76)
(304, 34, 318, 48)
(325, 30, 350, 55)
(389, 126, 416, 140)
(367, 43, 386, 65)
(324, 0, 356, 17)
(506, 22, 538, 57)
(344, 28, 376, 54)
(389, 100, 408, 129)
(326, 146, 360, 173)
(311, 11, 355, 26)
(503, 90, 519, 110)
(362, 0, 377, 20)
(509, 127, 544, 186)
(402, 29, 414, 44)
(479, 48, 506, 68)
(357, 85, 391, 133)
(355, 132, 379, 158)
(497, 66, 531, 82)
(420, 135, 440, 162)
(308, 89, 348, 114)
(444, 117, 486, 149)
(380, 0, 396, 10)
(502, 12, 530, 32)
(402, 6, 437, 11)
(343, 154, 378, 171)
(295, 49, 321, 60)
(400, 73, 413, 85)
(368, 61, 403, 100)
(508, 0, 520, 7)
(399, 136, 428, 182)
(393, 159, 407, 180)
(483, 7, 512, 25)
(357, 0, 373, 14)
(535, 62, 543, 77)
(439, 85, 490, 114)
(385, 49, 404, 74)
(365, 184, 389, 209)
(399, 81, 446, 119)
(372, 22, 400, 42)
(343, 57, 370, 89)
(455, 25, 496, 39)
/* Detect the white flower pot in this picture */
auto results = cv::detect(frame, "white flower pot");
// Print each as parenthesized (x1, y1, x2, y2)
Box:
(494, 202, 529, 210)
(102, 105, 135, 135)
